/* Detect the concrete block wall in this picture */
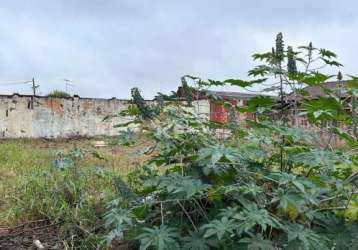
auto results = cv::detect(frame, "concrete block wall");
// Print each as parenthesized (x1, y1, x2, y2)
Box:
(0, 94, 214, 138)
(0, 94, 131, 138)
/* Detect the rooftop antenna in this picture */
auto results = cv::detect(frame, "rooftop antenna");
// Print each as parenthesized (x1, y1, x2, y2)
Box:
(64, 79, 75, 93)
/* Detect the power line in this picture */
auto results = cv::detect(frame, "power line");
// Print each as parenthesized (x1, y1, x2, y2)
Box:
(0, 80, 32, 86)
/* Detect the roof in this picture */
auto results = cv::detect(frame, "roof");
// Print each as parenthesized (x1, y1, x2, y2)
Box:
(286, 81, 348, 101)
(208, 91, 259, 100)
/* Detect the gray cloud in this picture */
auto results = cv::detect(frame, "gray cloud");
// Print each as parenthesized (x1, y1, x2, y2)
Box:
(0, 0, 357, 98)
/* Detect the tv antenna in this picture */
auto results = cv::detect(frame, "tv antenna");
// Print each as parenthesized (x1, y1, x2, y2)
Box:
(64, 79, 75, 93)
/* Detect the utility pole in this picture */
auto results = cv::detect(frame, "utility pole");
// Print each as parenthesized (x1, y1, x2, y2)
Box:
(30, 77, 39, 109)
(32, 77, 36, 96)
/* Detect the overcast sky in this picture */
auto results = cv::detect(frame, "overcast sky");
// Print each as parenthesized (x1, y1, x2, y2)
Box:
(0, 0, 357, 98)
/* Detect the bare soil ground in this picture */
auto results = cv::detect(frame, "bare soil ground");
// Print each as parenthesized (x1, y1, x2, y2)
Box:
(0, 219, 59, 249)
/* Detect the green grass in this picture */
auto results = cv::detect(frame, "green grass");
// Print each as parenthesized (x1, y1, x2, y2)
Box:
(0, 140, 51, 225)
(0, 139, 149, 227)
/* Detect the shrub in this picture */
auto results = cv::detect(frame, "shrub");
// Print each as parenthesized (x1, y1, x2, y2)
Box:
(47, 89, 71, 98)
(103, 34, 358, 249)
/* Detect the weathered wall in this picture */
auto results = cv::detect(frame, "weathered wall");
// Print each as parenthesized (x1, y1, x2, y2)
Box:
(0, 95, 211, 138)
(0, 94, 132, 138)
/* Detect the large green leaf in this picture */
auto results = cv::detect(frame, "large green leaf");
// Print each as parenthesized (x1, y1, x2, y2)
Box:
(239, 234, 277, 250)
(291, 149, 348, 170)
(147, 173, 211, 199)
(138, 225, 180, 250)
(236, 95, 275, 113)
(286, 223, 329, 250)
(182, 231, 216, 250)
(201, 217, 236, 240)
(223, 78, 267, 88)
(198, 144, 238, 175)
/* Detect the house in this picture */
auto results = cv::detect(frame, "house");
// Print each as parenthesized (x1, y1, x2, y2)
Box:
(206, 91, 257, 123)
(284, 81, 353, 127)
(176, 87, 258, 123)
(178, 80, 354, 126)
(285, 81, 349, 102)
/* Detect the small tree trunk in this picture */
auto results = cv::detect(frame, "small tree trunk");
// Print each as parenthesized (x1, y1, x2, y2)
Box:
(352, 95, 358, 140)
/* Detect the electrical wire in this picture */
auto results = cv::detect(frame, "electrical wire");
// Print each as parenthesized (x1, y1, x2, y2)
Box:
(0, 80, 32, 86)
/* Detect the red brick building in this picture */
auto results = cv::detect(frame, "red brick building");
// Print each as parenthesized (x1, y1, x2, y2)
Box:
(177, 87, 257, 123)
(208, 91, 257, 123)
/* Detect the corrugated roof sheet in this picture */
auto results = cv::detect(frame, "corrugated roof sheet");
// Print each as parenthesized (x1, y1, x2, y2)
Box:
(286, 81, 348, 101)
